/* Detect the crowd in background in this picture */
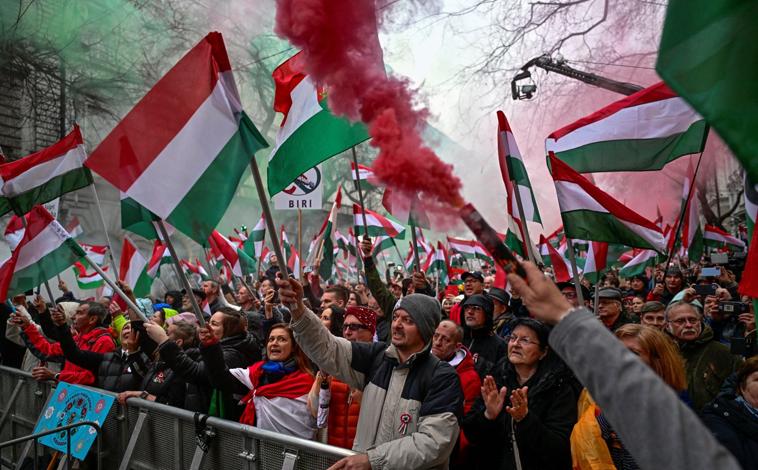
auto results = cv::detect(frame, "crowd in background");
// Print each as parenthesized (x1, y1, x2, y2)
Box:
(1, 238, 756, 470)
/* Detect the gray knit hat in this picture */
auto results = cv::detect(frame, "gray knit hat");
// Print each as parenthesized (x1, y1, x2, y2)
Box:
(394, 294, 441, 344)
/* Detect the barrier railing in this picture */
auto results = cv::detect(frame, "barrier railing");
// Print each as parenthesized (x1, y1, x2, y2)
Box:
(0, 421, 102, 470)
(0, 366, 353, 470)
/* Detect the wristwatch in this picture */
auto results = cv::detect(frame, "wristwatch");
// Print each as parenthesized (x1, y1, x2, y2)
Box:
(54, 373, 60, 381)
(139, 391, 149, 400)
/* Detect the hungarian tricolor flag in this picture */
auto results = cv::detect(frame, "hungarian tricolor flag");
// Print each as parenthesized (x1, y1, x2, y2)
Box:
(497, 111, 541, 224)
(549, 153, 666, 252)
(73, 262, 107, 290)
(244, 213, 266, 259)
(538, 234, 572, 283)
(0, 206, 86, 301)
(0, 126, 92, 216)
(424, 241, 449, 286)
(85, 33, 268, 244)
(350, 161, 380, 187)
(181, 258, 210, 281)
(147, 240, 171, 280)
(619, 249, 658, 279)
(680, 159, 704, 261)
(657, 0, 758, 184)
(446, 236, 494, 264)
(582, 241, 608, 284)
(267, 52, 369, 196)
(209, 230, 256, 277)
(280, 227, 300, 278)
(352, 204, 406, 239)
(704, 225, 745, 251)
(308, 186, 341, 279)
(119, 238, 152, 297)
(78, 243, 107, 270)
(546, 82, 707, 173)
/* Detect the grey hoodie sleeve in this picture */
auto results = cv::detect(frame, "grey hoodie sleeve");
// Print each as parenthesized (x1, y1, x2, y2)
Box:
(550, 308, 741, 470)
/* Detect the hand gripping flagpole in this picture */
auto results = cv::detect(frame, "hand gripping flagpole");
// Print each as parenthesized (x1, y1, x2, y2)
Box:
(155, 221, 206, 326)
(83, 254, 148, 322)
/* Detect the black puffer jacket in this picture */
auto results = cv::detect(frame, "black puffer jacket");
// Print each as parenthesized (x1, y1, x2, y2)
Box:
(55, 324, 151, 393)
(702, 392, 758, 470)
(462, 313, 507, 377)
(462, 354, 581, 470)
(159, 333, 261, 420)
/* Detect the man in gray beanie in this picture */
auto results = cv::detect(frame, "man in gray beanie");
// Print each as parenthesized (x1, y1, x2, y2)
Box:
(279, 279, 462, 470)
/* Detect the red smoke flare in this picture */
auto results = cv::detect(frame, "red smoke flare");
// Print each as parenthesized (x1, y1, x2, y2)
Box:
(275, 0, 464, 215)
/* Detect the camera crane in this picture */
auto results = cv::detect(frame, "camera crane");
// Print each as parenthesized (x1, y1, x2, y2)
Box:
(511, 55, 644, 100)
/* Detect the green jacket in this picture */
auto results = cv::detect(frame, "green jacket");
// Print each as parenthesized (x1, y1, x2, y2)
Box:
(678, 325, 742, 411)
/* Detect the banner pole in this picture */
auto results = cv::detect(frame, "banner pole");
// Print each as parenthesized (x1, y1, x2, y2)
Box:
(155, 221, 206, 326)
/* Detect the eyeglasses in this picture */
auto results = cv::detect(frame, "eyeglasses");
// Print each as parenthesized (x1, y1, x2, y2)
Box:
(505, 335, 539, 347)
(669, 317, 700, 326)
(343, 323, 369, 332)
(561, 291, 577, 299)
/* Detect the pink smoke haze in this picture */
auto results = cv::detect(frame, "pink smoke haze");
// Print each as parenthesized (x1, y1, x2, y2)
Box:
(275, 0, 464, 215)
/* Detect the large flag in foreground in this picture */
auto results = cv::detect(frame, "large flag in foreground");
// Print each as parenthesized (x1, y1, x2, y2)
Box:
(0, 206, 85, 301)
(85, 33, 268, 244)
(0, 126, 93, 216)
(267, 52, 369, 196)
(549, 153, 666, 252)
(546, 82, 707, 173)
(657, 0, 758, 183)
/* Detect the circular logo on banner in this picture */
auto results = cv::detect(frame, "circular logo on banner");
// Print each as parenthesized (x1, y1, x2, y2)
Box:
(283, 167, 321, 195)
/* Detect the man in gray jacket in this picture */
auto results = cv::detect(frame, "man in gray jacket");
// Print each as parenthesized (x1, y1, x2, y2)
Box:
(278, 278, 462, 470)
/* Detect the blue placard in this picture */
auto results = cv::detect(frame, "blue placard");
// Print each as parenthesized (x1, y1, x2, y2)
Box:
(33, 382, 115, 460)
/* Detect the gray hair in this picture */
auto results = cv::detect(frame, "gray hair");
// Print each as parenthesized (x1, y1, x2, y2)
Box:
(664, 301, 701, 322)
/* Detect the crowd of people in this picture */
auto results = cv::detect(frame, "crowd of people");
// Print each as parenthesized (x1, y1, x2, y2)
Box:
(0, 238, 755, 469)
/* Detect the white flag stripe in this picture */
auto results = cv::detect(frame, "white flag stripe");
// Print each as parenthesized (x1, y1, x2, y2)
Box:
(546, 97, 701, 153)
(1, 145, 87, 195)
(15, 222, 69, 272)
(516, 183, 537, 221)
(554, 180, 609, 214)
(505, 131, 522, 161)
(271, 77, 322, 155)
(126, 76, 240, 218)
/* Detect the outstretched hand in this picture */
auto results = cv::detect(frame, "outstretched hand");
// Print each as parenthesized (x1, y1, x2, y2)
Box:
(507, 262, 573, 325)
(506, 386, 529, 422)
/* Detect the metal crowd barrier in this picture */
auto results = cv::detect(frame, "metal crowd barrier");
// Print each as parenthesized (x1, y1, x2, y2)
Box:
(0, 366, 353, 470)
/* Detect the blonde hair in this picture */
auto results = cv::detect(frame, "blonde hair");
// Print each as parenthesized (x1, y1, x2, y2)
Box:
(615, 324, 687, 392)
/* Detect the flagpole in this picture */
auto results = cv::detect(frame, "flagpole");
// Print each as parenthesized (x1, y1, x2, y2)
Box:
(297, 208, 304, 278)
(155, 220, 206, 326)
(257, 244, 265, 282)
(511, 188, 538, 264)
(350, 147, 370, 239)
(664, 151, 705, 273)
(410, 221, 421, 271)
(565, 237, 585, 306)
(88, 183, 119, 278)
(593, 279, 600, 315)
(84, 255, 148, 322)
(247, 154, 294, 280)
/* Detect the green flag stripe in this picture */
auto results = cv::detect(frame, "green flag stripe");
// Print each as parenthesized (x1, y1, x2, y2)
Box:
(553, 120, 707, 173)
(166, 114, 267, 244)
(561, 210, 661, 251)
(8, 169, 92, 216)
(267, 103, 369, 196)
(7, 242, 83, 296)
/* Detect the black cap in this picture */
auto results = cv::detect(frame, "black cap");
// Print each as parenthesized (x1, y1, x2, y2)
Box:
(556, 281, 591, 301)
(462, 294, 494, 315)
(487, 287, 510, 305)
(597, 287, 623, 300)
(461, 271, 485, 282)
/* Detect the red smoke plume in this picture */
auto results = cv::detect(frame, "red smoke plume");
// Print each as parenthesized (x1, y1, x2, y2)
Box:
(275, 0, 464, 216)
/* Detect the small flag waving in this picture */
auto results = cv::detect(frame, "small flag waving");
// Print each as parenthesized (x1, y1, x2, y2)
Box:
(539, 234, 572, 283)
(119, 238, 152, 297)
(0, 206, 86, 301)
(4, 214, 27, 251)
(85, 33, 268, 244)
(209, 230, 256, 277)
(73, 262, 107, 290)
(350, 162, 380, 187)
(352, 204, 406, 239)
(0, 126, 93, 216)
(619, 249, 659, 279)
(424, 241, 449, 286)
(498, 111, 541, 224)
(549, 153, 666, 252)
(704, 225, 745, 251)
(546, 82, 707, 173)
(267, 52, 369, 196)
(582, 241, 609, 284)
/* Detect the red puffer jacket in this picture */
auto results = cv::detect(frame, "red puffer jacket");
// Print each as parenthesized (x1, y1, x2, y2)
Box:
(327, 379, 362, 449)
(453, 348, 481, 465)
